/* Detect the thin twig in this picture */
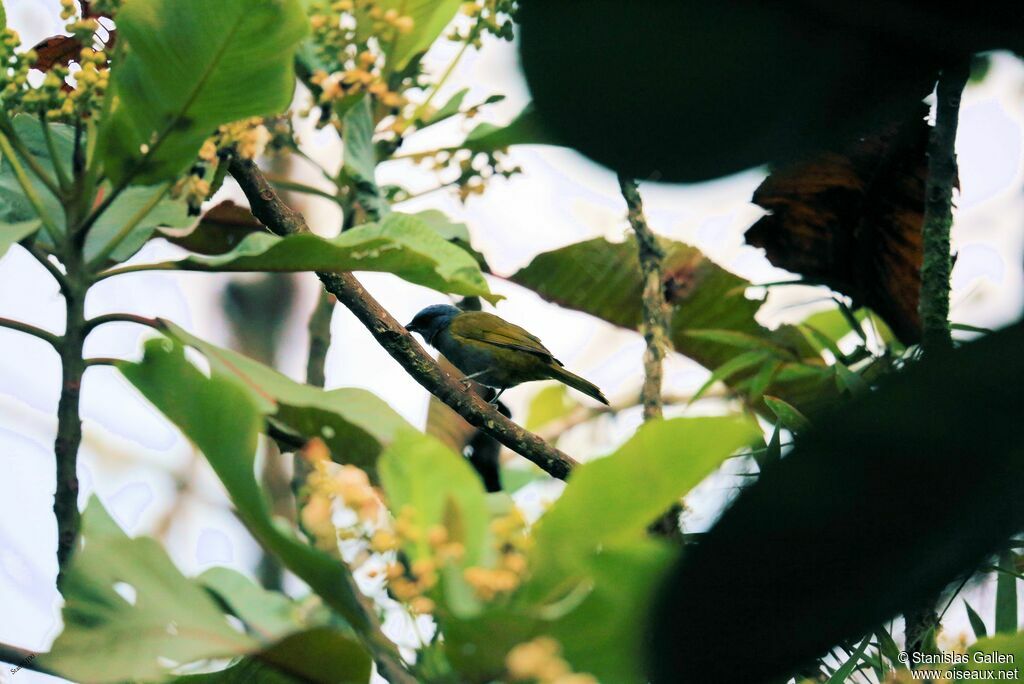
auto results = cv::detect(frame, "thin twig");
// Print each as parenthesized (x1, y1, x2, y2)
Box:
(0, 317, 62, 348)
(83, 312, 161, 335)
(264, 173, 342, 204)
(25, 245, 71, 295)
(228, 157, 578, 480)
(306, 290, 335, 389)
(84, 357, 121, 367)
(618, 175, 669, 421)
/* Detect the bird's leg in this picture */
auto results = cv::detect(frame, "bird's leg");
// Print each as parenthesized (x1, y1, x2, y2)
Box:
(459, 370, 488, 389)
(490, 387, 507, 404)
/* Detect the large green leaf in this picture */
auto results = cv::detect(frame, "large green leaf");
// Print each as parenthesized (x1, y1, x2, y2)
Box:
(170, 629, 372, 684)
(151, 212, 498, 302)
(511, 237, 834, 412)
(41, 498, 257, 682)
(0, 115, 191, 261)
(444, 416, 758, 684)
(160, 320, 412, 478)
(518, 2, 1022, 181)
(355, 0, 462, 70)
(650, 320, 1024, 683)
(378, 431, 491, 567)
(525, 416, 760, 598)
(170, 658, 301, 683)
(962, 632, 1024, 677)
(118, 339, 381, 637)
(100, 0, 308, 185)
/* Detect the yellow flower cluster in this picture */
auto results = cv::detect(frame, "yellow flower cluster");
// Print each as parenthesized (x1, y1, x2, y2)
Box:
(299, 438, 383, 551)
(2, 4, 112, 123)
(411, 148, 521, 204)
(505, 636, 597, 684)
(463, 506, 530, 600)
(377, 506, 467, 615)
(199, 117, 272, 162)
(310, 53, 406, 111)
(170, 173, 211, 216)
(65, 48, 110, 119)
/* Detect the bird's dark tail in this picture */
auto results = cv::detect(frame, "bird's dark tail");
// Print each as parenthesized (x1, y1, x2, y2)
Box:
(547, 366, 609, 405)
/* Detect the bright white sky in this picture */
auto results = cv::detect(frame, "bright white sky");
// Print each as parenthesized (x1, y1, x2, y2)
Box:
(2, 2, 1023, 681)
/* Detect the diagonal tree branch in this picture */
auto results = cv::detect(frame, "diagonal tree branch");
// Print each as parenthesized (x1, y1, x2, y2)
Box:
(228, 157, 578, 480)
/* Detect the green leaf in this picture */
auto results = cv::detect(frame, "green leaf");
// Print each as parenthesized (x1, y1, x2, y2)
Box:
(500, 465, 548, 493)
(379, 431, 490, 565)
(0, 115, 190, 261)
(997, 552, 1019, 634)
(0, 115, 68, 235)
(690, 350, 769, 404)
(965, 599, 989, 640)
(825, 634, 872, 683)
(962, 632, 1024, 675)
(41, 498, 258, 683)
(527, 416, 760, 596)
(650, 320, 1024, 683)
(763, 395, 811, 433)
(342, 96, 387, 220)
(525, 384, 576, 431)
(463, 105, 559, 152)
(170, 629, 373, 684)
(357, 0, 462, 70)
(198, 568, 308, 641)
(511, 237, 832, 413)
(169, 657, 302, 683)
(422, 88, 469, 126)
(160, 321, 412, 478)
(118, 339, 381, 637)
(160, 212, 499, 302)
(0, 2, 6, 29)
(100, 0, 308, 184)
(550, 541, 676, 684)
(88, 183, 192, 263)
(0, 220, 38, 259)
(255, 628, 372, 684)
(378, 431, 492, 618)
(517, 3, 1004, 182)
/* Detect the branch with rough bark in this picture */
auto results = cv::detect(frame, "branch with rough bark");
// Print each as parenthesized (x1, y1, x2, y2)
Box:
(918, 63, 969, 352)
(618, 175, 670, 421)
(228, 157, 578, 480)
(905, 61, 970, 660)
(618, 175, 682, 538)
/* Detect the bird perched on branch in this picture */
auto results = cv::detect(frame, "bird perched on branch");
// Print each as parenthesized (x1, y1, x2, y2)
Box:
(406, 304, 609, 405)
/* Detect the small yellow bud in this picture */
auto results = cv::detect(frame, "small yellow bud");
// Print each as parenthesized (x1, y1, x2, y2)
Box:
(409, 596, 435, 614)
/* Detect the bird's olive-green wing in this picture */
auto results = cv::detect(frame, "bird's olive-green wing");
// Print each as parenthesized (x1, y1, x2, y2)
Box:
(449, 312, 562, 364)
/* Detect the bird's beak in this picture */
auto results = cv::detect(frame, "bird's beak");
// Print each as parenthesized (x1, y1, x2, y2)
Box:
(405, 321, 420, 334)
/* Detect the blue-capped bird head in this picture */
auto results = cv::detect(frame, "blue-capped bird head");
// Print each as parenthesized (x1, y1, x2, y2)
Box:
(405, 304, 460, 345)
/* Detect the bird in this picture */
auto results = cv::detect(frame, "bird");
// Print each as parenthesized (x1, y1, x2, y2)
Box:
(405, 304, 609, 406)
